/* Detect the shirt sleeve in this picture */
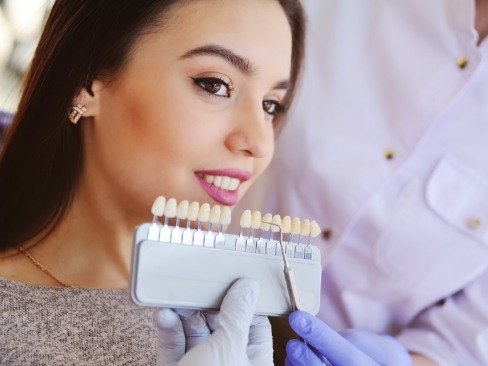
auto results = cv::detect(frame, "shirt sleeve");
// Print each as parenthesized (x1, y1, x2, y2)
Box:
(397, 269, 488, 366)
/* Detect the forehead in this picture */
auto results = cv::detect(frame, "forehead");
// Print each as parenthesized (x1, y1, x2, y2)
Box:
(136, 0, 293, 77)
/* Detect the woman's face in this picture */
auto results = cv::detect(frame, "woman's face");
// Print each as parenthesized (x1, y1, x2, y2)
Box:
(84, 0, 292, 219)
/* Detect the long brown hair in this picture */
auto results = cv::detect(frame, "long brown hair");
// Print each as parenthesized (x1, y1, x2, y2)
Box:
(0, 0, 305, 252)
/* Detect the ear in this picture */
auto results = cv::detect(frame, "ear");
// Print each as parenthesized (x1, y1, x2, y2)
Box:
(72, 80, 104, 118)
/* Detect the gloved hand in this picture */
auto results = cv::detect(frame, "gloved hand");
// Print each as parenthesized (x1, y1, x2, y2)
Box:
(154, 278, 273, 366)
(285, 311, 412, 366)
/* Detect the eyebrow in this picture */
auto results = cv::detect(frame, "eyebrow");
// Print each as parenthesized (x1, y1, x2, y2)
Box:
(179, 44, 290, 90)
(273, 80, 289, 90)
(180, 44, 255, 74)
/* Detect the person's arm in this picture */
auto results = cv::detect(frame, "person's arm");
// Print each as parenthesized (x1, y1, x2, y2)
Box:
(287, 268, 488, 366)
(396, 269, 488, 366)
(285, 312, 439, 365)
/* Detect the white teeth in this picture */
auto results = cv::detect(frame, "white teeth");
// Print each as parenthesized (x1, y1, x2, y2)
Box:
(213, 176, 222, 188)
(221, 176, 231, 190)
(229, 178, 239, 190)
(202, 174, 240, 192)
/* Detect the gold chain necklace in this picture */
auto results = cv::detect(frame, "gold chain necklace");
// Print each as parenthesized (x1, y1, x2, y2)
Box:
(17, 245, 75, 288)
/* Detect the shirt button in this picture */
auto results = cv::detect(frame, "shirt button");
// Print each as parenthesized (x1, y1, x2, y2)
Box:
(466, 218, 481, 230)
(322, 228, 333, 240)
(384, 150, 395, 160)
(457, 57, 468, 69)
(436, 298, 446, 307)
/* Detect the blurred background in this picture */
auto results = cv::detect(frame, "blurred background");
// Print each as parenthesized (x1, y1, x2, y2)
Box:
(0, 0, 53, 144)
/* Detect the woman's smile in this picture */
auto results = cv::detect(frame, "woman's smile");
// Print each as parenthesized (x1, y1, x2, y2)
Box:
(194, 168, 252, 205)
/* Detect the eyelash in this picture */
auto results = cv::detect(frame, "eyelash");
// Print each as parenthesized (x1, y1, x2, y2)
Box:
(192, 77, 233, 98)
(192, 77, 285, 117)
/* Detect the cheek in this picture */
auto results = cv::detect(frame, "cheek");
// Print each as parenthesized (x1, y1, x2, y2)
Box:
(100, 75, 206, 164)
(92, 78, 229, 212)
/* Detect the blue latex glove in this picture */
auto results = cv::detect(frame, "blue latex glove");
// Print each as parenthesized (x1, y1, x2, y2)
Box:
(286, 311, 412, 366)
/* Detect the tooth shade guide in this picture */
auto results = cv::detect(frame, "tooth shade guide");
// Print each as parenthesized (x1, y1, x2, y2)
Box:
(151, 196, 166, 218)
(265, 240, 277, 255)
(256, 236, 267, 254)
(182, 215, 195, 244)
(246, 239, 256, 253)
(310, 220, 321, 238)
(246, 221, 257, 253)
(147, 199, 319, 260)
(164, 198, 178, 218)
(147, 223, 160, 240)
(171, 226, 183, 244)
(204, 228, 216, 247)
(176, 200, 190, 220)
(275, 242, 283, 257)
(271, 215, 281, 233)
(300, 219, 311, 237)
(198, 203, 211, 222)
(159, 224, 171, 242)
(220, 207, 232, 225)
(295, 244, 305, 259)
(172, 202, 187, 243)
(285, 242, 296, 258)
(235, 235, 246, 251)
(187, 202, 200, 222)
(132, 223, 322, 317)
(182, 229, 194, 245)
(209, 205, 221, 224)
(261, 213, 272, 231)
(148, 218, 317, 260)
(251, 211, 262, 230)
(215, 228, 226, 249)
(193, 228, 204, 246)
(304, 246, 313, 260)
(291, 217, 301, 235)
(193, 203, 210, 247)
(240, 210, 252, 228)
(281, 216, 291, 233)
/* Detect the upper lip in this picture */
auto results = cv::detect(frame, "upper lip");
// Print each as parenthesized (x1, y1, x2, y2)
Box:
(195, 168, 252, 183)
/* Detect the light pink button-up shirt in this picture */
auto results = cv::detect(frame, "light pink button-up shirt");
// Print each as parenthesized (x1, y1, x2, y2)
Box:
(238, 0, 488, 364)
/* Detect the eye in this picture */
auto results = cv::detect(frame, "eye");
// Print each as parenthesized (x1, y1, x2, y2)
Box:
(193, 77, 232, 97)
(262, 100, 284, 116)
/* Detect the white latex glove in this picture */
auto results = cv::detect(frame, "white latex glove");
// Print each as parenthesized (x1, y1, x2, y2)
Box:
(154, 278, 273, 366)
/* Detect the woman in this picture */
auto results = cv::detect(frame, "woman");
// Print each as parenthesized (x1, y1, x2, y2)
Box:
(0, 0, 305, 364)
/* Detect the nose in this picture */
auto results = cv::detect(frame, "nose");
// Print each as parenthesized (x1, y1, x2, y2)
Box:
(224, 97, 274, 159)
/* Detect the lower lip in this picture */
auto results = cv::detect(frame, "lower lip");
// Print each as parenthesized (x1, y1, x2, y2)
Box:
(195, 174, 239, 206)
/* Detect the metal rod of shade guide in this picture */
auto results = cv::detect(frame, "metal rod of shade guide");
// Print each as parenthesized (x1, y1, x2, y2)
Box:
(262, 219, 309, 345)
(260, 220, 301, 312)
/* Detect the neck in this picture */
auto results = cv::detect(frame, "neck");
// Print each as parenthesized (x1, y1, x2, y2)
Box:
(27, 174, 141, 289)
(476, 0, 488, 42)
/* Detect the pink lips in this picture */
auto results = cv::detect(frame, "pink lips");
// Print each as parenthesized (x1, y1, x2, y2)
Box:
(194, 168, 252, 206)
